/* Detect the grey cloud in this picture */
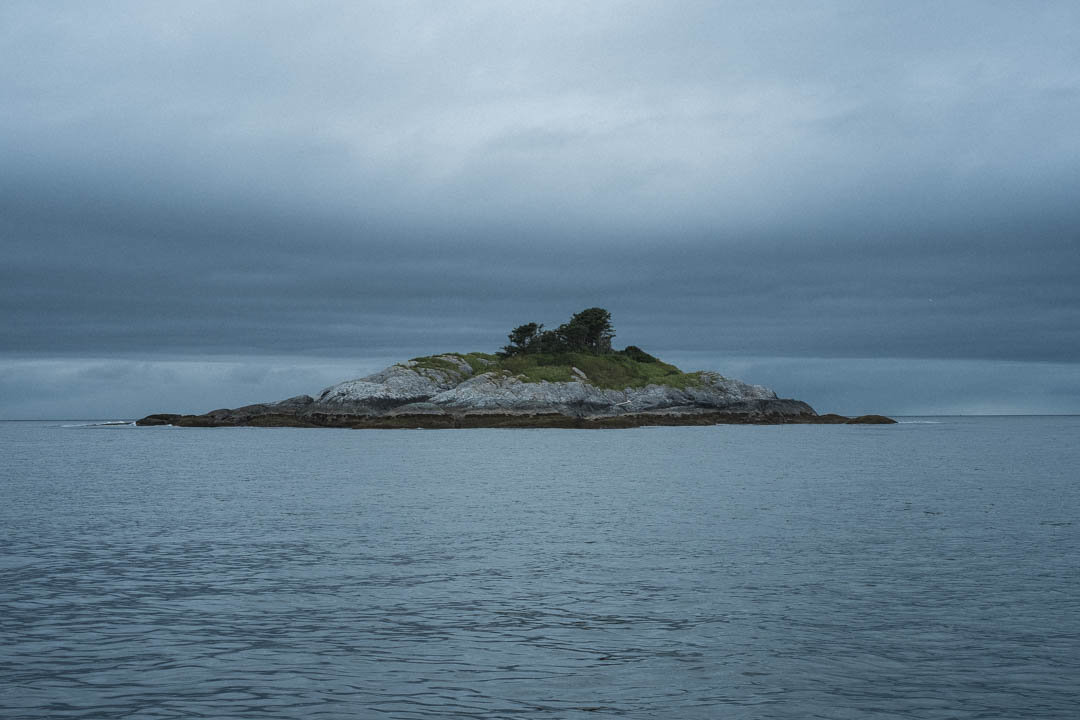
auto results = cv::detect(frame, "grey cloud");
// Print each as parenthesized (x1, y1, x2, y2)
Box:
(1, 2, 1079, 415)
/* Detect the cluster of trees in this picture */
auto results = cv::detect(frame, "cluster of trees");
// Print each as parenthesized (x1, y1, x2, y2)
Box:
(501, 307, 615, 356)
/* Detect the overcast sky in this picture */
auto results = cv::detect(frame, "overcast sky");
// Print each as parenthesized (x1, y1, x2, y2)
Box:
(2, 1, 1079, 418)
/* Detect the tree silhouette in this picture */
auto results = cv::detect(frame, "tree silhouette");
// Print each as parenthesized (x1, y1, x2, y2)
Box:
(503, 322, 542, 355)
(500, 308, 615, 356)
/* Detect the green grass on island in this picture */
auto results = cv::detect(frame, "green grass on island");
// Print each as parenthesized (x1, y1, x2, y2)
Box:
(409, 349, 710, 391)
(409, 308, 720, 391)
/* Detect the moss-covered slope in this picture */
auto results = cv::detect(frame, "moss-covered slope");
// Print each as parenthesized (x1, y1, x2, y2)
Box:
(410, 350, 707, 390)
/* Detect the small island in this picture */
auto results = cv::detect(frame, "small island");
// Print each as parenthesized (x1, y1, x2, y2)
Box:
(137, 309, 894, 428)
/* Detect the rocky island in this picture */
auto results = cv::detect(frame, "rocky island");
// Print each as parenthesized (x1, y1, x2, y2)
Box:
(137, 309, 894, 428)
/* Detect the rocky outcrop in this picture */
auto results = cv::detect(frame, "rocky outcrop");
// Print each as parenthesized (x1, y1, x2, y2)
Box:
(137, 355, 895, 428)
(314, 356, 472, 412)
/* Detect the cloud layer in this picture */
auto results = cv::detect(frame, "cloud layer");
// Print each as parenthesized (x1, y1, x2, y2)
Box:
(2, 2, 1078, 415)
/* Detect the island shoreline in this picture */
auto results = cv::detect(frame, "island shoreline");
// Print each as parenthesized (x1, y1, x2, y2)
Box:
(136, 411, 896, 428)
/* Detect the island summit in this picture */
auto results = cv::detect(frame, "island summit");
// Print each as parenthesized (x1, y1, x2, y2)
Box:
(137, 309, 894, 428)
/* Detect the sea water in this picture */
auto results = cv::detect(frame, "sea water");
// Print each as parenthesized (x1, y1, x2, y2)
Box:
(1, 417, 1078, 719)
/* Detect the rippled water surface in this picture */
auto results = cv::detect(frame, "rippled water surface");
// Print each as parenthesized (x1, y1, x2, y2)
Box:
(2, 417, 1078, 719)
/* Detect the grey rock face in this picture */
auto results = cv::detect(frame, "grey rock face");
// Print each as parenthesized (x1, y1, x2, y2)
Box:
(291, 359, 808, 420)
(314, 356, 473, 414)
(149, 355, 818, 426)
(426, 369, 782, 416)
(273, 394, 315, 409)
